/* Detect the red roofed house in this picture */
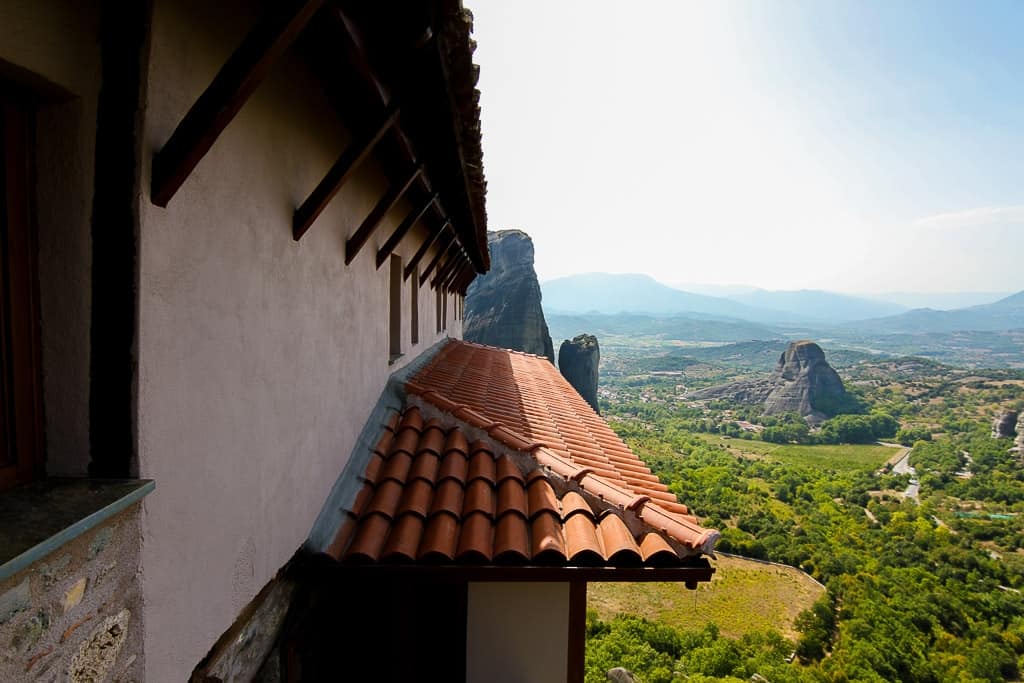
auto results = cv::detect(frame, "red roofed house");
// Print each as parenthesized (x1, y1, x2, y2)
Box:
(0, 1, 717, 681)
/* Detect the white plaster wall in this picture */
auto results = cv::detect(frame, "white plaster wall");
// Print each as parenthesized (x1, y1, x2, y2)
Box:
(0, 0, 100, 476)
(466, 582, 570, 683)
(137, 1, 462, 678)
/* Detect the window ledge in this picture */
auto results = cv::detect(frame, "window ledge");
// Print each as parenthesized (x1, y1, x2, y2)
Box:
(388, 353, 404, 366)
(0, 477, 154, 582)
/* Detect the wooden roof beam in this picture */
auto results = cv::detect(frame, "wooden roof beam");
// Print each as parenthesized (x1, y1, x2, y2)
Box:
(345, 165, 421, 265)
(294, 104, 400, 241)
(404, 220, 449, 281)
(419, 239, 457, 287)
(375, 192, 437, 268)
(443, 261, 468, 292)
(430, 249, 464, 290)
(453, 265, 476, 294)
(151, 0, 323, 207)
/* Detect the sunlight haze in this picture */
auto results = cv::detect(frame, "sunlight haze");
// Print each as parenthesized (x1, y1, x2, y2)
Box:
(471, 1, 1024, 294)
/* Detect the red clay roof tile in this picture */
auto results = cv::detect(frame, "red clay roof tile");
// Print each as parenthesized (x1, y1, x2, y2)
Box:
(408, 452, 441, 484)
(493, 513, 530, 563)
(530, 511, 567, 563)
(331, 349, 721, 570)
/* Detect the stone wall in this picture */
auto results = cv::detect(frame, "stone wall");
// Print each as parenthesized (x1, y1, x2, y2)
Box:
(0, 506, 143, 682)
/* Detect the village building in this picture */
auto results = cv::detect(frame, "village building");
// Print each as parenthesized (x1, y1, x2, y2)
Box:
(0, 1, 718, 681)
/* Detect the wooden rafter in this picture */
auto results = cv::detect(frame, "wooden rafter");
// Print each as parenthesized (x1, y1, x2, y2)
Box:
(404, 220, 448, 281)
(375, 192, 437, 268)
(420, 240, 457, 287)
(345, 165, 421, 265)
(443, 261, 468, 292)
(430, 250, 462, 289)
(151, 0, 323, 207)
(453, 265, 475, 294)
(414, 230, 454, 284)
(294, 104, 400, 240)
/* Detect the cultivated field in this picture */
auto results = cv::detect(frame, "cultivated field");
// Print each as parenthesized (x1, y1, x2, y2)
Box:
(692, 433, 899, 471)
(588, 554, 826, 641)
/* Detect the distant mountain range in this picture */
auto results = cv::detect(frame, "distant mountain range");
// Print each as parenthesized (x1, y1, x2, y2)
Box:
(849, 291, 1024, 334)
(541, 273, 791, 323)
(544, 273, 912, 324)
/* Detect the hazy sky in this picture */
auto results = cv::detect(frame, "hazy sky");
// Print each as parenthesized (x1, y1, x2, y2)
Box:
(470, 1, 1024, 294)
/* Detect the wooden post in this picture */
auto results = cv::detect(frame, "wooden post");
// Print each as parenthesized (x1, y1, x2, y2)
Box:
(567, 581, 587, 683)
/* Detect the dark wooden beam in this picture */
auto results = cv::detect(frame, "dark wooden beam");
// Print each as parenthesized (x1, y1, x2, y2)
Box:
(151, 0, 323, 207)
(375, 192, 437, 268)
(442, 261, 467, 292)
(453, 266, 476, 294)
(294, 104, 400, 241)
(567, 582, 587, 683)
(345, 165, 421, 265)
(416, 232, 455, 285)
(310, 558, 715, 584)
(431, 250, 463, 289)
(404, 220, 448, 281)
(421, 242, 457, 287)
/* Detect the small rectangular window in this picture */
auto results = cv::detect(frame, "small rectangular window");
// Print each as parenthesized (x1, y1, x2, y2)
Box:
(442, 291, 448, 330)
(410, 266, 419, 346)
(435, 288, 442, 334)
(389, 254, 402, 360)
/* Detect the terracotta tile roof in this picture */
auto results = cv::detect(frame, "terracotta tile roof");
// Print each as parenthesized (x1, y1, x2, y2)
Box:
(328, 408, 714, 567)
(404, 340, 718, 553)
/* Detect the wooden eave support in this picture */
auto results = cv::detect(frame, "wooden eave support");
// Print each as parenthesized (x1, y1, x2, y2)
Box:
(345, 165, 421, 265)
(417, 232, 456, 285)
(151, 0, 323, 207)
(453, 266, 475, 294)
(422, 242, 458, 287)
(375, 192, 437, 268)
(313, 558, 715, 584)
(294, 104, 400, 241)
(442, 260, 468, 292)
(404, 220, 448, 281)
(431, 250, 463, 290)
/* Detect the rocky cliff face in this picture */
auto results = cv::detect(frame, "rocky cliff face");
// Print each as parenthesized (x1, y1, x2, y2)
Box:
(464, 230, 555, 362)
(762, 341, 849, 424)
(1017, 414, 1024, 452)
(992, 410, 1019, 439)
(689, 340, 848, 424)
(559, 334, 600, 413)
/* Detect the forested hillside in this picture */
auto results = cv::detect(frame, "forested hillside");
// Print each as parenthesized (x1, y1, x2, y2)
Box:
(587, 342, 1024, 682)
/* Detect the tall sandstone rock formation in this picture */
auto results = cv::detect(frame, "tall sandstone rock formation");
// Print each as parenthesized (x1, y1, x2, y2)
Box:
(762, 341, 849, 423)
(464, 230, 555, 362)
(559, 334, 600, 413)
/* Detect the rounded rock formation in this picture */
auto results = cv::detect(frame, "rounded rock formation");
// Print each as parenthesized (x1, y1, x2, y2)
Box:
(762, 340, 849, 424)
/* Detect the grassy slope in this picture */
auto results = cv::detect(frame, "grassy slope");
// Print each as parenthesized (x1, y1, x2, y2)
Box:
(588, 555, 825, 641)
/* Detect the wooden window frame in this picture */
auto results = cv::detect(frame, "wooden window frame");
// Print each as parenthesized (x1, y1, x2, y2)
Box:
(0, 95, 44, 491)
